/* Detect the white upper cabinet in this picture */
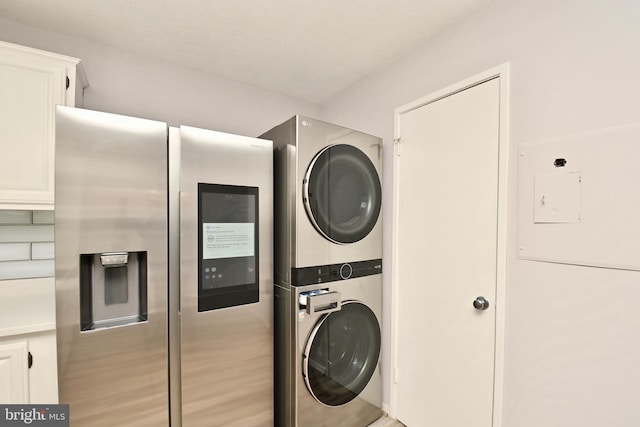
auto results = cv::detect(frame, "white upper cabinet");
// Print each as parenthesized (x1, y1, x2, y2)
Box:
(0, 41, 87, 210)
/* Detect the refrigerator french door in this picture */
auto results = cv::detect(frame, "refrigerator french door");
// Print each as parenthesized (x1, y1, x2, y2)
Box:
(55, 107, 273, 426)
(171, 126, 274, 426)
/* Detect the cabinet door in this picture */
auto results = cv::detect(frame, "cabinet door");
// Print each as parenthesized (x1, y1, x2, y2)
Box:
(27, 331, 59, 404)
(0, 340, 29, 403)
(0, 47, 69, 208)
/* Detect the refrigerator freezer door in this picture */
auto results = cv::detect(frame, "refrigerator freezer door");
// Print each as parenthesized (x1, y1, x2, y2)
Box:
(55, 106, 169, 427)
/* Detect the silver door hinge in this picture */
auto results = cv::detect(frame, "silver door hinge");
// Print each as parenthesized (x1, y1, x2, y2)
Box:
(394, 138, 401, 156)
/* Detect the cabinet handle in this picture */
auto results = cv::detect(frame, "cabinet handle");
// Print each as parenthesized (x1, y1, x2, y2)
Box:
(28, 352, 33, 369)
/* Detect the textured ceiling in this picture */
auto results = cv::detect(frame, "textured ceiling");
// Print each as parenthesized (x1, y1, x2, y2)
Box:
(0, 0, 490, 103)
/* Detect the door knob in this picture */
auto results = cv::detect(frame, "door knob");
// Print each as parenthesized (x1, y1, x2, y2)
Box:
(473, 296, 490, 311)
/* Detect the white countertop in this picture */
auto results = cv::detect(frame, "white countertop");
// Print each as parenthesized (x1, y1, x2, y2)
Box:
(0, 277, 56, 337)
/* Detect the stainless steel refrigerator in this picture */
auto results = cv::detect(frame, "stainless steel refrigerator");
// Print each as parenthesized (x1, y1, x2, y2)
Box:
(55, 106, 273, 426)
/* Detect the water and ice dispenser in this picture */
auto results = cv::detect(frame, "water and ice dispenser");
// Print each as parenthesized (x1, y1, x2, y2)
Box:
(79, 251, 148, 330)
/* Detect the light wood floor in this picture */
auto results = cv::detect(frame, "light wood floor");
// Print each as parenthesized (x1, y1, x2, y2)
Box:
(369, 415, 406, 427)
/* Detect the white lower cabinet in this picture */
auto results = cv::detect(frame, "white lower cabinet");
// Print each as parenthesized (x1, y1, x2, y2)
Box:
(0, 331, 58, 404)
(0, 339, 29, 403)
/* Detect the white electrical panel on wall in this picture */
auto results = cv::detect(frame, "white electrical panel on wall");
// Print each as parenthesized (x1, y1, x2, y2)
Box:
(534, 172, 582, 224)
(518, 123, 640, 271)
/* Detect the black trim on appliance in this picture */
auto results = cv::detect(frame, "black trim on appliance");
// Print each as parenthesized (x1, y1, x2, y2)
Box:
(291, 259, 382, 286)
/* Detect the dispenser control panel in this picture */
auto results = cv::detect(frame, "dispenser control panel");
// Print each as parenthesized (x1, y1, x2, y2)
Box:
(198, 183, 259, 311)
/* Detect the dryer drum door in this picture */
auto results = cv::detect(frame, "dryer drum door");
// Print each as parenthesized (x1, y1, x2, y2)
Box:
(303, 301, 381, 406)
(303, 144, 381, 244)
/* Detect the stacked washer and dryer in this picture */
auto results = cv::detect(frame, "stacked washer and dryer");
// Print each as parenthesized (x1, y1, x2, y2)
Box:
(261, 116, 383, 427)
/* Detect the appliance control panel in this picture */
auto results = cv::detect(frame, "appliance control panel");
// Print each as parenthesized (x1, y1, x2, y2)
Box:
(291, 259, 382, 286)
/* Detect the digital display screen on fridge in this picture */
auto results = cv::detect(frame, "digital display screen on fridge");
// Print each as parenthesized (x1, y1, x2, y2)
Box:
(202, 223, 255, 260)
(198, 183, 259, 312)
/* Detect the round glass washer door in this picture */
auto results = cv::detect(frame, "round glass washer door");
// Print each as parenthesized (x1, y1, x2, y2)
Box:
(303, 301, 381, 406)
(303, 144, 382, 244)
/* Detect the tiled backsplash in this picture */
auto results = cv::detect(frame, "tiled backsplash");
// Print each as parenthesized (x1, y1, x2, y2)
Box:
(0, 210, 54, 280)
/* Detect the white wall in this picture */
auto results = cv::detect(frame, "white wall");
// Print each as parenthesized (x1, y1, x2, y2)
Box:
(0, 17, 318, 137)
(319, 0, 640, 425)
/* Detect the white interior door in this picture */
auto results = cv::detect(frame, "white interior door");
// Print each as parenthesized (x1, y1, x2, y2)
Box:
(394, 77, 503, 426)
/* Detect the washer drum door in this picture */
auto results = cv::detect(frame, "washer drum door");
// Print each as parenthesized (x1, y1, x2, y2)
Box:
(303, 144, 382, 244)
(303, 301, 381, 406)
